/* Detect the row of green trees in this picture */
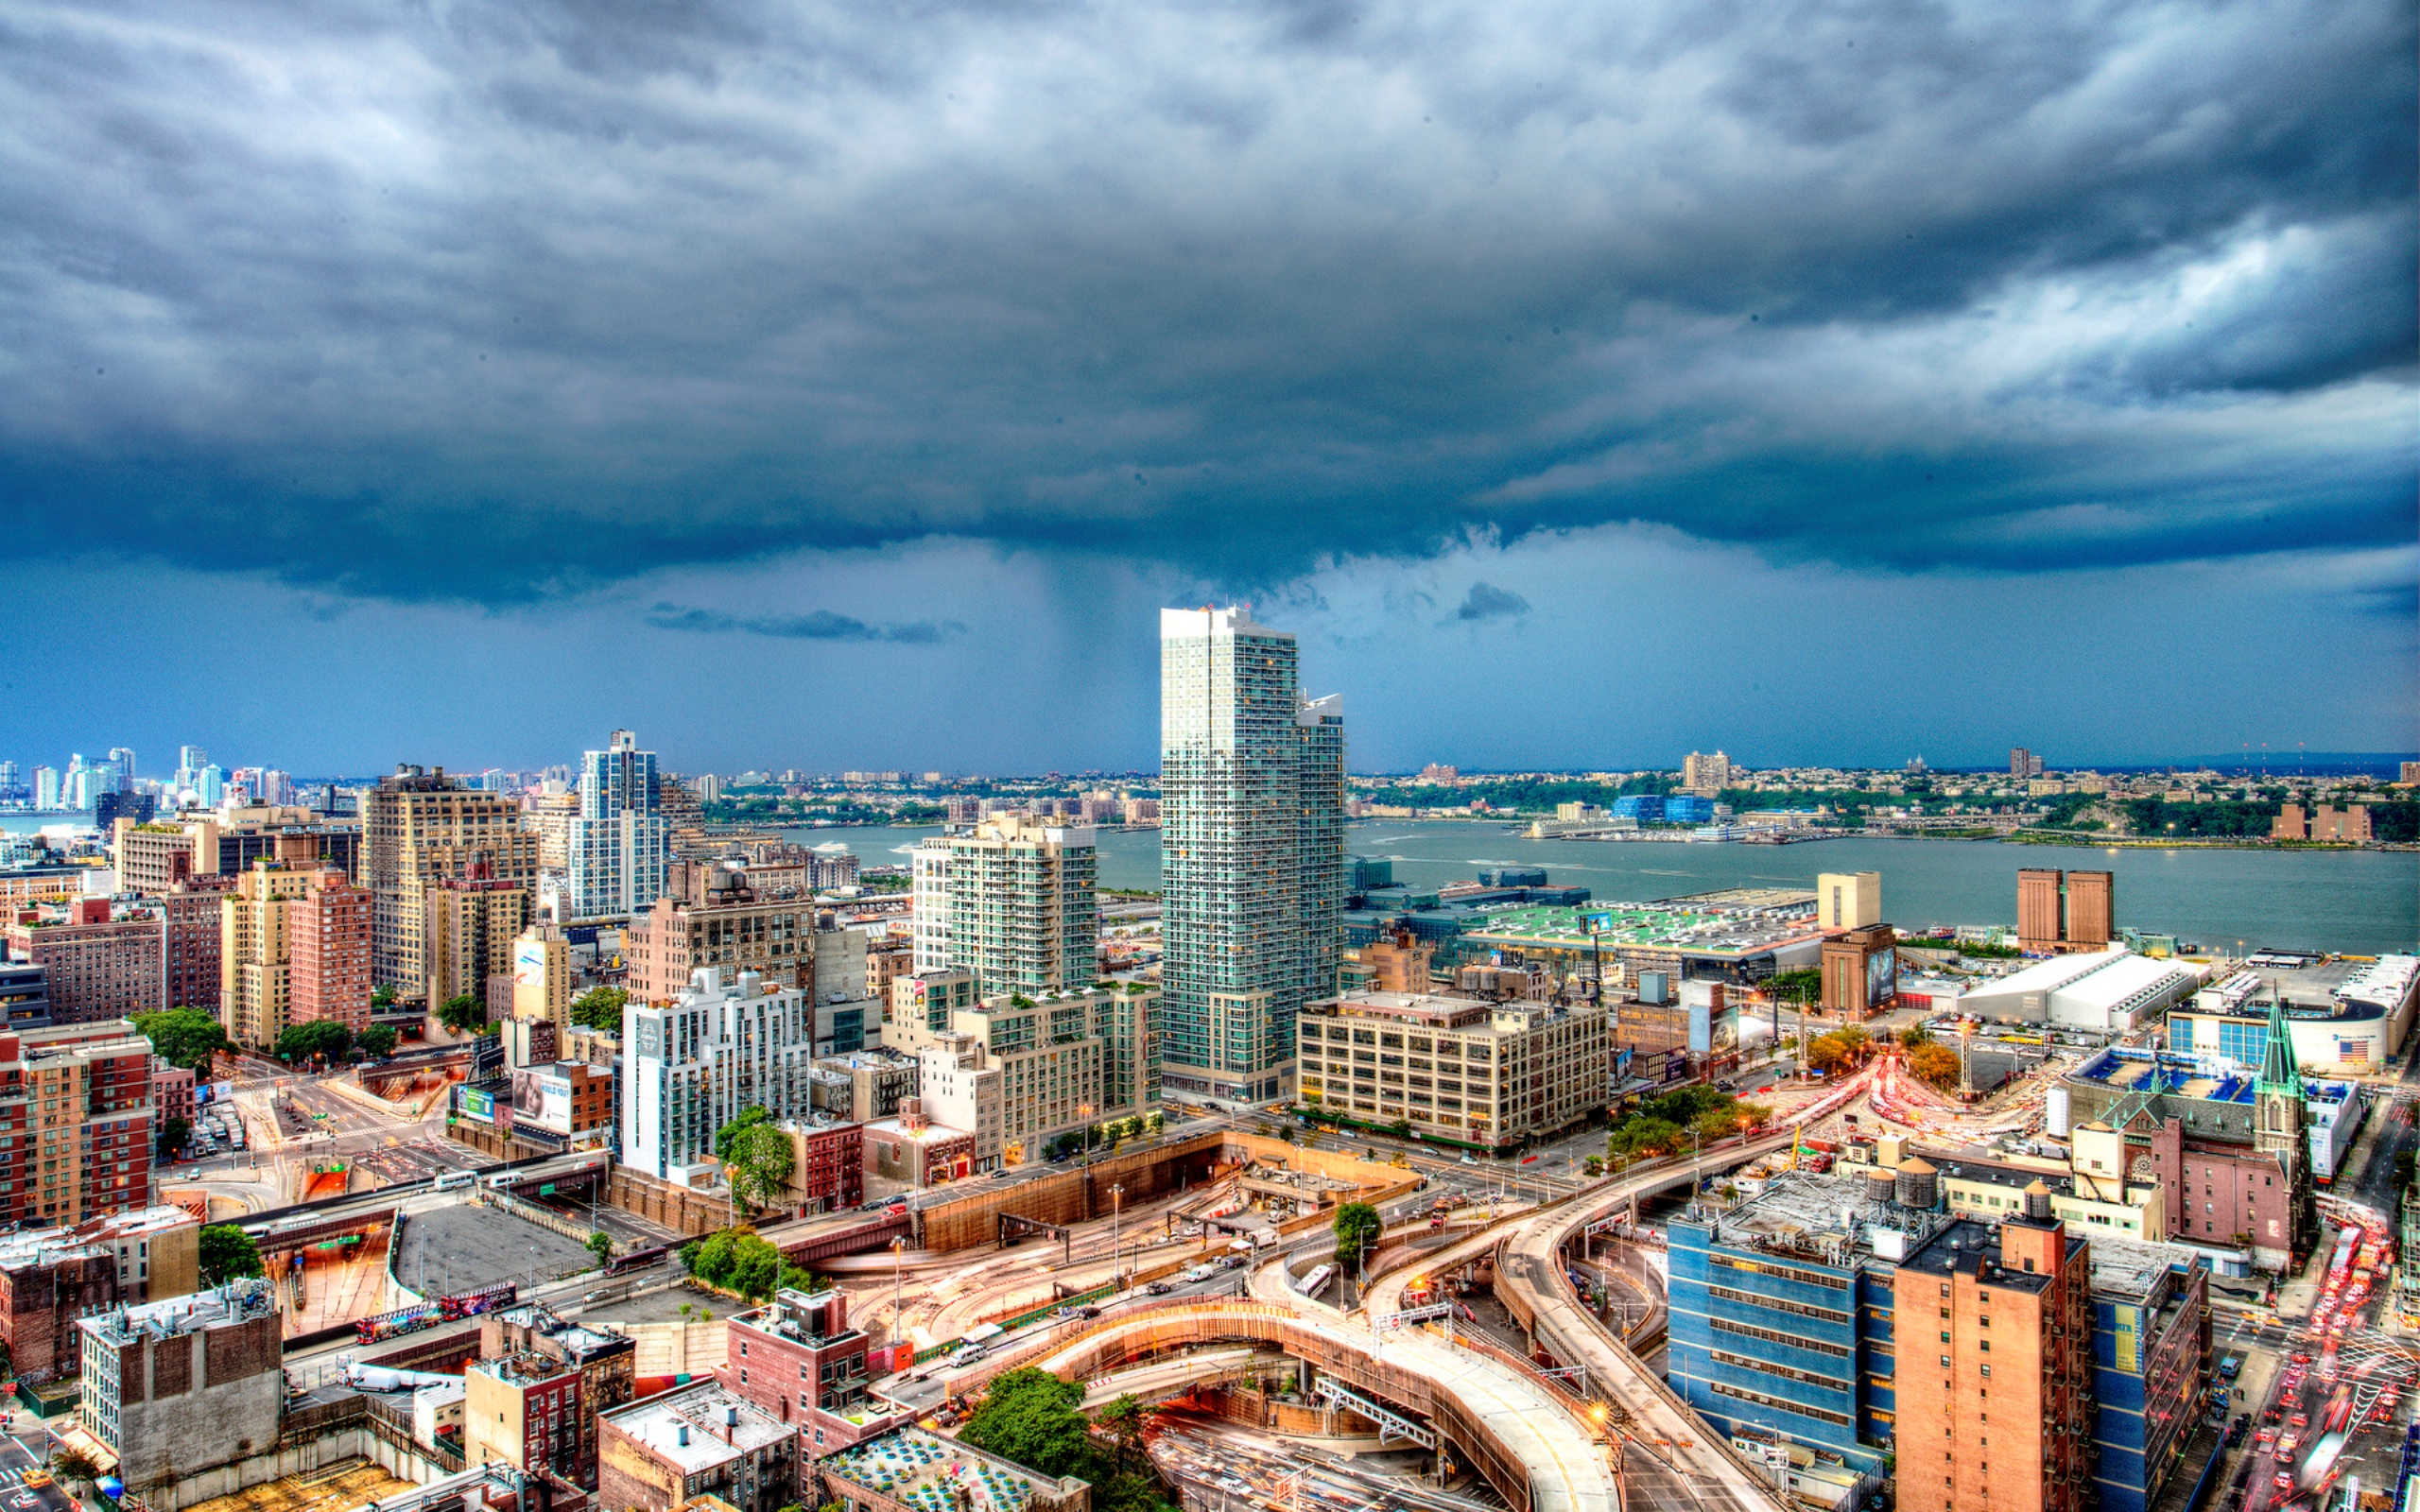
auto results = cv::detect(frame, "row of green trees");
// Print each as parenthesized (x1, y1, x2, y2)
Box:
(1044, 1110, 1166, 1160)
(1606, 1084, 1769, 1160)
(135, 1006, 395, 1072)
(678, 1227, 823, 1301)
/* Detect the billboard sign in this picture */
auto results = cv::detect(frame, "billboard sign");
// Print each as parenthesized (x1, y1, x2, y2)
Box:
(1866, 946, 1898, 1010)
(510, 1069, 574, 1134)
(460, 1087, 497, 1124)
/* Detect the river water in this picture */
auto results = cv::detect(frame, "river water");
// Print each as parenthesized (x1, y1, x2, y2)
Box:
(788, 819, 2420, 954)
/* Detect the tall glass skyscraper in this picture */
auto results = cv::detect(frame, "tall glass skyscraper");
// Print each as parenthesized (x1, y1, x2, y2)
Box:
(1159, 606, 1345, 1105)
(566, 729, 670, 920)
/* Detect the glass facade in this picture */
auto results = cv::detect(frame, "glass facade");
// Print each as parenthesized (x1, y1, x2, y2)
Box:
(1159, 608, 1344, 1103)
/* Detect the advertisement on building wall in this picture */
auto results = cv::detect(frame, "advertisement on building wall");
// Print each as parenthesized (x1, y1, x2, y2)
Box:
(460, 1087, 497, 1124)
(513, 937, 548, 992)
(511, 1069, 574, 1134)
(1866, 945, 1898, 1010)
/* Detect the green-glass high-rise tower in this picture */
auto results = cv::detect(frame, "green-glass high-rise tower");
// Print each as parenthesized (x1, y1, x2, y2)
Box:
(1159, 606, 1345, 1105)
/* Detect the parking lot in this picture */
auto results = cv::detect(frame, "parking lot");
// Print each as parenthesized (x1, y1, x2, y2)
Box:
(391, 1203, 598, 1297)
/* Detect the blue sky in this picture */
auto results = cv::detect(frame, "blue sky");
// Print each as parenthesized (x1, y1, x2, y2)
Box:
(0, 0, 2412, 778)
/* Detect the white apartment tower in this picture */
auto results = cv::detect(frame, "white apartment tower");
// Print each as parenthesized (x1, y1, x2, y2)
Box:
(566, 729, 670, 920)
(622, 967, 816, 1181)
(1158, 606, 1345, 1105)
(1682, 750, 1732, 794)
(908, 814, 1098, 992)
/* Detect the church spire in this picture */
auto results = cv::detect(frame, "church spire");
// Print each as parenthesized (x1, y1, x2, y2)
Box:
(2257, 998, 2300, 1091)
(2254, 998, 2306, 1154)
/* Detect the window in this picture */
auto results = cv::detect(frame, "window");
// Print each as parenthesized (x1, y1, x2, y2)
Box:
(1979, 1365, 1991, 1378)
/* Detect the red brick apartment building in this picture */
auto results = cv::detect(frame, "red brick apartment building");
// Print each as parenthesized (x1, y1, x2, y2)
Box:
(289, 868, 372, 1033)
(1891, 1208, 2095, 1512)
(719, 1287, 899, 1454)
(5, 900, 162, 1022)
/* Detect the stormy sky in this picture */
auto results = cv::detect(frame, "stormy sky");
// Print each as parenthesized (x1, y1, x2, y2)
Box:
(1, 0, 2412, 776)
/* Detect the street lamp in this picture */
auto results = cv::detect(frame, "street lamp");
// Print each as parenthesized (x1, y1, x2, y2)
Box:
(890, 1235, 908, 1362)
(1110, 1184, 1124, 1290)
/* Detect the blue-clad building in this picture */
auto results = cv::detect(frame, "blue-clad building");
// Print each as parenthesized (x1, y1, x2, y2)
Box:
(1668, 1167, 2211, 1512)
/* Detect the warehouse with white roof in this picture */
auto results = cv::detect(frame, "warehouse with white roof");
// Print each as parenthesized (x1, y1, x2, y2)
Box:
(1955, 949, 2206, 1032)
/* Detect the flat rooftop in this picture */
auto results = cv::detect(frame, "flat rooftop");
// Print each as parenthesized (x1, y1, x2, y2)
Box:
(84, 1277, 275, 1343)
(1459, 896, 1824, 959)
(821, 1425, 1055, 1512)
(601, 1381, 789, 1472)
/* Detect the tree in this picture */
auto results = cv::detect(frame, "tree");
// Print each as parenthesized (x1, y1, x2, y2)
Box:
(131, 1007, 228, 1072)
(356, 1024, 399, 1057)
(571, 986, 630, 1035)
(724, 1122, 797, 1213)
(372, 984, 397, 1009)
(1908, 1043, 1963, 1091)
(1332, 1201, 1383, 1266)
(1094, 1394, 1149, 1471)
(587, 1230, 614, 1266)
(275, 1021, 352, 1064)
(50, 1449, 97, 1486)
(715, 1106, 774, 1161)
(199, 1224, 264, 1284)
(1582, 1156, 1604, 1177)
(1896, 1024, 1934, 1050)
(437, 994, 490, 1034)
(160, 1116, 192, 1160)
(960, 1368, 1095, 1480)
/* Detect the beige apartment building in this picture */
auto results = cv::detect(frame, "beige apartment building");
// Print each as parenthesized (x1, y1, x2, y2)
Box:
(362, 767, 541, 995)
(625, 868, 818, 1002)
(221, 863, 316, 1048)
(1297, 991, 1608, 1151)
(511, 923, 573, 1024)
(424, 869, 533, 1015)
(886, 972, 1158, 1169)
(112, 807, 359, 894)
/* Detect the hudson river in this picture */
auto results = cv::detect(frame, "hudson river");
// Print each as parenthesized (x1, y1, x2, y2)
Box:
(799, 820, 2420, 955)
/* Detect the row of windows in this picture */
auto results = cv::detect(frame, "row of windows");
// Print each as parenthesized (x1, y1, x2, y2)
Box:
(1708, 1315, 1851, 1356)
(1709, 1380, 1852, 1427)
(1708, 1348, 1849, 1390)
(1711, 1254, 1851, 1293)
(1706, 1283, 1852, 1325)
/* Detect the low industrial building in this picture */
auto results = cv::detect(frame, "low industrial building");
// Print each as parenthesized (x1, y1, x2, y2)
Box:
(1297, 990, 1607, 1150)
(2166, 956, 2415, 1074)
(817, 1425, 1089, 1512)
(1952, 948, 2204, 1031)
(1456, 891, 1828, 990)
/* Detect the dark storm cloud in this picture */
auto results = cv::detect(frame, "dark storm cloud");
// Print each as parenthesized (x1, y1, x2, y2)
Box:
(645, 603, 963, 644)
(1452, 582, 1529, 623)
(0, 0, 2410, 603)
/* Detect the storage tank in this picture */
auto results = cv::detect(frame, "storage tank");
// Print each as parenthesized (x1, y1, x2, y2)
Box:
(1863, 1168, 1897, 1207)
(1894, 1157, 1938, 1210)
(2022, 1179, 2055, 1222)
(2046, 1085, 2072, 1138)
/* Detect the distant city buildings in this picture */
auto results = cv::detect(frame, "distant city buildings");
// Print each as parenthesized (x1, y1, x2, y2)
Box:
(2016, 868, 2115, 954)
(1158, 606, 1344, 1106)
(2011, 746, 2047, 778)
(1680, 749, 1732, 793)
